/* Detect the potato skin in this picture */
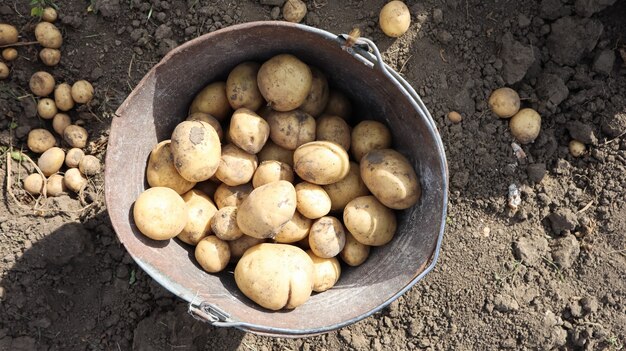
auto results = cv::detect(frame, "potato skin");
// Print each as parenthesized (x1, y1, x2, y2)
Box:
(323, 90, 352, 120)
(0, 24, 19, 46)
(211, 206, 244, 241)
(308, 216, 346, 258)
(343, 195, 397, 246)
(323, 162, 370, 212)
(146, 140, 195, 194)
(215, 144, 258, 186)
(274, 211, 312, 243)
(237, 180, 297, 239)
(257, 140, 294, 167)
(38, 147, 65, 176)
(379, 0, 411, 37)
(27, 128, 56, 153)
(214, 183, 253, 209)
(252, 160, 294, 188)
(71, 80, 94, 104)
(257, 54, 312, 112)
(509, 108, 541, 144)
(228, 108, 270, 154)
(306, 250, 341, 292)
(293, 141, 350, 185)
(63, 125, 89, 149)
(340, 231, 370, 266)
(133, 187, 187, 240)
(170, 120, 222, 182)
(187, 112, 224, 141)
(178, 190, 218, 246)
(226, 62, 264, 111)
(195, 236, 230, 273)
(299, 67, 329, 117)
(54, 83, 75, 111)
(295, 182, 331, 219)
(35, 22, 63, 49)
(316, 114, 351, 151)
(30, 71, 55, 97)
(488, 87, 520, 118)
(234, 243, 314, 310)
(189, 81, 232, 121)
(283, 0, 307, 23)
(351, 120, 392, 162)
(267, 109, 316, 150)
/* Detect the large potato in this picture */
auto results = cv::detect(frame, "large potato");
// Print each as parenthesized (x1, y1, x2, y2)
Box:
(215, 144, 258, 186)
(343, 195, 397, 246)
(379, 0, 411, 37)
(308, 216, 346, 258)
(63, 125, 88, 148)
(30, 71, 55, 97)
(283, 0, 307, 22)
(53, 83, 73, 111)
(323, 162, 370, 211)
(187, 112, 224, 141)
(323, 90, 352, 120)
(299, 67, 329, 117)
(170, 120, 221, 182)
(229, 234, 265, 261)
(228, 108, 270, 154)
(257, 54, 312, 112)
(237, 180, 297, 239)
(178, 190, 218, 246)
(214, 183, 253, 209)
(195, 236, 230, 273)
(351, 120, 392, 161)
(360, 149, 421, 209)
(267, 109, 316, 150)
(510, 108, 541, 144)
(340, 231, 370, 266)
(257, 140, 294, 167)
(189, 81, 231, 121)
(316, 114, 351, 151)
(489, 87, 520, 118)
(133, 187, 187, 240)
(147, 140, 196, 194)
(211, 206, 244, 241)
(306, 250, 341, 292)
(274, 211, 312, 243)
(235, 243, 314, 310)
(295, 182, 331, 219)
(27, 128, 56, 153)
(35, 22, 62, 49)
(252, 160, 294, 188)
(37, 147, 65, 176)
(226, 62, 264, 111)
(0, 24, 18, 45)
(293, 141, 350, 185)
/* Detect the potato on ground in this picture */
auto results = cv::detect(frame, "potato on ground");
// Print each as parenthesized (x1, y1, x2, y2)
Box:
(351, 120, 392, 161)
(257, 140, 294, 167)
(211, 206, 244, 241)
(267, 109, 316, 150)
(0, 24, 19, 46)
(64, 168, 88, 193)
(23, 174, 44, 195)
(379, 1, 411, 37)
(2, 48, 17, 61)
(252, 160, 294, 188)
(37, 98, 57, 119)
(54, 83, 75, 111)
(38, 147, 65, 176)
(46, 174, 67, 197)
(306, 250, 341, 292)
(27, 128, 56, 153)
(52, 113, 71, 135)
(293, 141, 350, 185)
(78, 155, 101, 176)
(295, 182, 331, 219)
(569, 140, 585, 157)
(71, 80, 94, 104)
(214, 183, 253, 209)
(133, 187, 187, 240)
(63, 125, 88, 149)
(343, 195, 397, 246)
(274, 211, 312, 243)
(299, 67, 329, 117)
(228, 108, 270, 154)
(146, 140, 196, 194)
(237, 180, 297, 239)
(509, 108, 541, 145)
(215, 144, 258, 186)
(189, 81, 231, 120)
(283, 0, 307, 23)
(226, 62, 264, 111)
(0, 62, 9, 79)
(170, 120, 221, 182)
(488, 87, 520, 118)
(30, 71, 55, 97)
(323, 90, 352, 120)
(42, 7, 58, 22)
(35, 22, 62, 49)
(257, 54, 312, 112)
(323, 162, 370, 211)
(229, 235, 265, 261)
(308, 216, 346, 258)
(65, 148, 84, 168)
(316, 114, 351, 151)
(195, 236, 230, 273)
(186, 112, 224, 141)
(39, 48, 61, 66)
(178, 190, 218, 246)
(340, 231, 370, 266)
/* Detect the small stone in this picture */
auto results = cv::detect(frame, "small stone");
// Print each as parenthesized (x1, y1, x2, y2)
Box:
(448, 111, 462, 124)
(513, 236, 549, 266)
(536, 73, 569, 108)
(518, 14, 531, 28)
(21, 98, 37, 119)
(527, 163, 546, 183)
(91, 67, 104, 81)
(493, 294, 520, 312)
(270, 6, 280, 20)
(437, 30, 453, 43)
(500, 32, 535, 84)
(592, 49, 615, 75)
(580, 296, 598, 314)
(14, 126, 31, 139)
(260, 0, 286, 5)
(569, 301, 584, 318)
(548, 208, 578, 235)
(551, 234, 580, 269)
(154, 24, 173, 41)
(433, 8, 443, 23)
(601, 112, 626, 137)
(567, 122, 597, 145)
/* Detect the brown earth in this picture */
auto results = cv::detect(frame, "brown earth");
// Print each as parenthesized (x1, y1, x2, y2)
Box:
(1, 0, 625, 350)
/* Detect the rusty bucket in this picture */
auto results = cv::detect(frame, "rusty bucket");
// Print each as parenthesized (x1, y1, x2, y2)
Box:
(105, 22, 448, 337)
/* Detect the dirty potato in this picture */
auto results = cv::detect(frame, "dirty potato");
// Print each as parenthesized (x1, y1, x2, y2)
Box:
(54, 83, 75, 111)
(237, 180, 297, 239)
(178, 190, 218, 246)
(299, 67, 329, 117)
(226, 62, 264, 111)
(308, 216, 346, 258)
(170, 120, 222, 182)
(187, 112, 224, 141)
(343, 195, 397, 246)
(293, 141, 350, 185)
(37, 147, 65, 176)
(323, 90, 352, 120)
(214, 183, 253, 209)
(228, 108, 270, 154)
(257, 54, 312, 112)
(215, 144, 258, 186)
(306, 250, 341, 292)
(27, 128, 56, 153)
(257, 140, 294, 167)
(35, 22, 62, 49)
(267, 109, 316, 150)
(195, 236, 231, 273)
(211, 206, 244, 241)
(295, 182, 332, 219)
(189, 81, 232, 120)
(351, 120, 392, 161)
(274, 211, 312, 244)
(30, 71, 55, 97)
(63, 125, 88, 148)
(133, 187, 187, 240)
(316, 114, 351, 151)
(252, 160, 294, 188)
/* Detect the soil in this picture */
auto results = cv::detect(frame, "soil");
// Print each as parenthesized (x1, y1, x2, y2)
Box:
(1, 0, 625, 350)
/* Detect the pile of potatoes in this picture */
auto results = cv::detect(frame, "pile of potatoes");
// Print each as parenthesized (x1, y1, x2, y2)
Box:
(132, 54, 422, 311)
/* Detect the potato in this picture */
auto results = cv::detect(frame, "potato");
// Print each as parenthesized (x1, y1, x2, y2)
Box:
(35, 22, 62, 49)
(214, 183, 253, 209)
(78, 155, 101, 176)
(63, 168, 88, 193)
(306, 250, 341, 292)
(54, 83, 74, 111)
(569, 140, 585, 157)
(133, 187, 187, 240)
(257, 140, 294, 167)
(448, 111, 462, 124)
(351, 120, 392, 161)
(39, 48, 61, 66)
(187, 112, 223, 141)
(267, 109, 316, 150)
(65, 148, 84, 168)
(252, 160, 294, 188)
(258, 54, 312, 112)
(488, 87, 520, 118)
(30, 71, 55, 97)
(360, 149, 420, 209)
(211, 206, 244, 241)
(228, 108, 270, 154)
(226, 62, 264, 111)
(170, 120, 221, 182)
(63, 125, 88, 148)
(316, 114, 351, 150)
(229, 234, 265, 261)
(52, 113, 71, 135)
(275, 211, 312, 243)
(38, 147, 65, 176)
(323, 162, 370, 211)
(2, 48, 17, 61)
(71, 80, 94, 104)
(189, 81, 231, 121)
(46, 173, 67, 197)
(295, 182, 331, 219)
(194, 180, 219, 198)
(299, 67, 329, 117)
(42, 7, 58, 22)
(283, 0, 307, 23)
(195, 236, 230, 273)
(340, 231, 370, 266)
(27, 128, 56, 153)
(343, 195, 397, 246)
(0, 24, 18, 46)
(37, 98, 57, 119)
(308, 216, 346, 258)
(234, 243, 314, 310)
(23, 173, 44, 195)
(178, 190, 218, 246)
(510, 108, 541, 144)
(323, 90, 352, 120)
(0, 62, 8, 80)
(215, 144, 258, 186)
(237, 180, 297, 239)
(293, 141, 350, 185)
(379, 1, 411, 37)
(146, 140, 195, 194)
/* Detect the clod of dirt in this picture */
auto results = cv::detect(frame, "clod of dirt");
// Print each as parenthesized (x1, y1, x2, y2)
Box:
(540, 0, 569, 20)
(551, 234, 580, 269)
(580, 296, 599, 314)
(513, 236, 549, 266)
(433, 8, 443, 24)
(493, 293, 520, 312)
(93, 0, 121, 19)
(261, 0, 286, 6)
(575, 0, 618, 17)
(536, 73, 569, 108)
(547, 17, 603, 66)
(500, 32, 535, 84)
(0, 336, 36, 350)
(270, 6, 281, 20)
(154, 24, 173, 41)
(548, 208, 579, 235)
(527, 163, 547, 183)
(601, 111, 626, 137)
(567, 121, 598, 145)
(541, 311, 568, 348)
(592, 49, 616, 75)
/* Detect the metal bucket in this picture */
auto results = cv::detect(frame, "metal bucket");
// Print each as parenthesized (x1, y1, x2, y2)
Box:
(104, 22, 448, 337)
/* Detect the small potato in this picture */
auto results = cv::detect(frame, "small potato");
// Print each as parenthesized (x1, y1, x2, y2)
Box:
(340, 231, 370, 266)
(54, 83, 74, 111)
(258, 54, 312, 112)
(229, 234, 265, 261)
(178, 190, 218, 246)
(323, 162, 370, 211)
(78, 155, 101, 176)
(39, 48, 61, 66)
(257, 140, 294, 167)
(46, 173, 67, 197)
(171, 120, 221, 182)
(63, 168, 88, 193)
(2, 48, 17, 61)
(300, 67, 329, 117)
(295, 182, 331, 219)
(569, 140, 585, 157)
(252, 160, 294, 188)
(195, 236, 230, 273)
(133, 187, 187, 240)
(351, 120, 392, 161)
(147, 140, 196, 194)
(316, 114, 351, 151)
(488, 87, 520, 118)
(71, 80, 94, 104)
(23, 173, 44, 195)
(293, 141, 350, 185)
(194, 180, 220, 198)
(35, 22, 62, 49)
(343, 195, 397, 246)
(306, 250, 341, 292)
(234, 243, 314, 310)
(211, 206, 244, 241)
(308, 216, 346, 258)
(27, 128, 56, 153)
(214, 183, 253, 209)
(360, 149, 420, 209)
(65, 148, 84, 168)
(267, 109, 316, 150)
(0, 24, 18, 45)
(38, 147, 65, 176)
(275, 211, 312, 243)
(63, 125, 88, 148)
(37, 98, 57, 119)
(324, 90, 352, 120)
(283, 0, 307, 23)
(237, 180, 297, 239)
(30, 71, 55, 97)
(226, 62, 264, 111)
(42, 7, 58, 22)
(448, 111, 462, 124)
(189, 81, 231, 121)
(0, 62, 9, 79)
(187, 112, 223, 141)
(215, 144, 258, 186)
(379, 1, 411, 38)
(228, 108, 270, 154)
(510, 108, 541, 144)
(52, 113, 71, 135)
